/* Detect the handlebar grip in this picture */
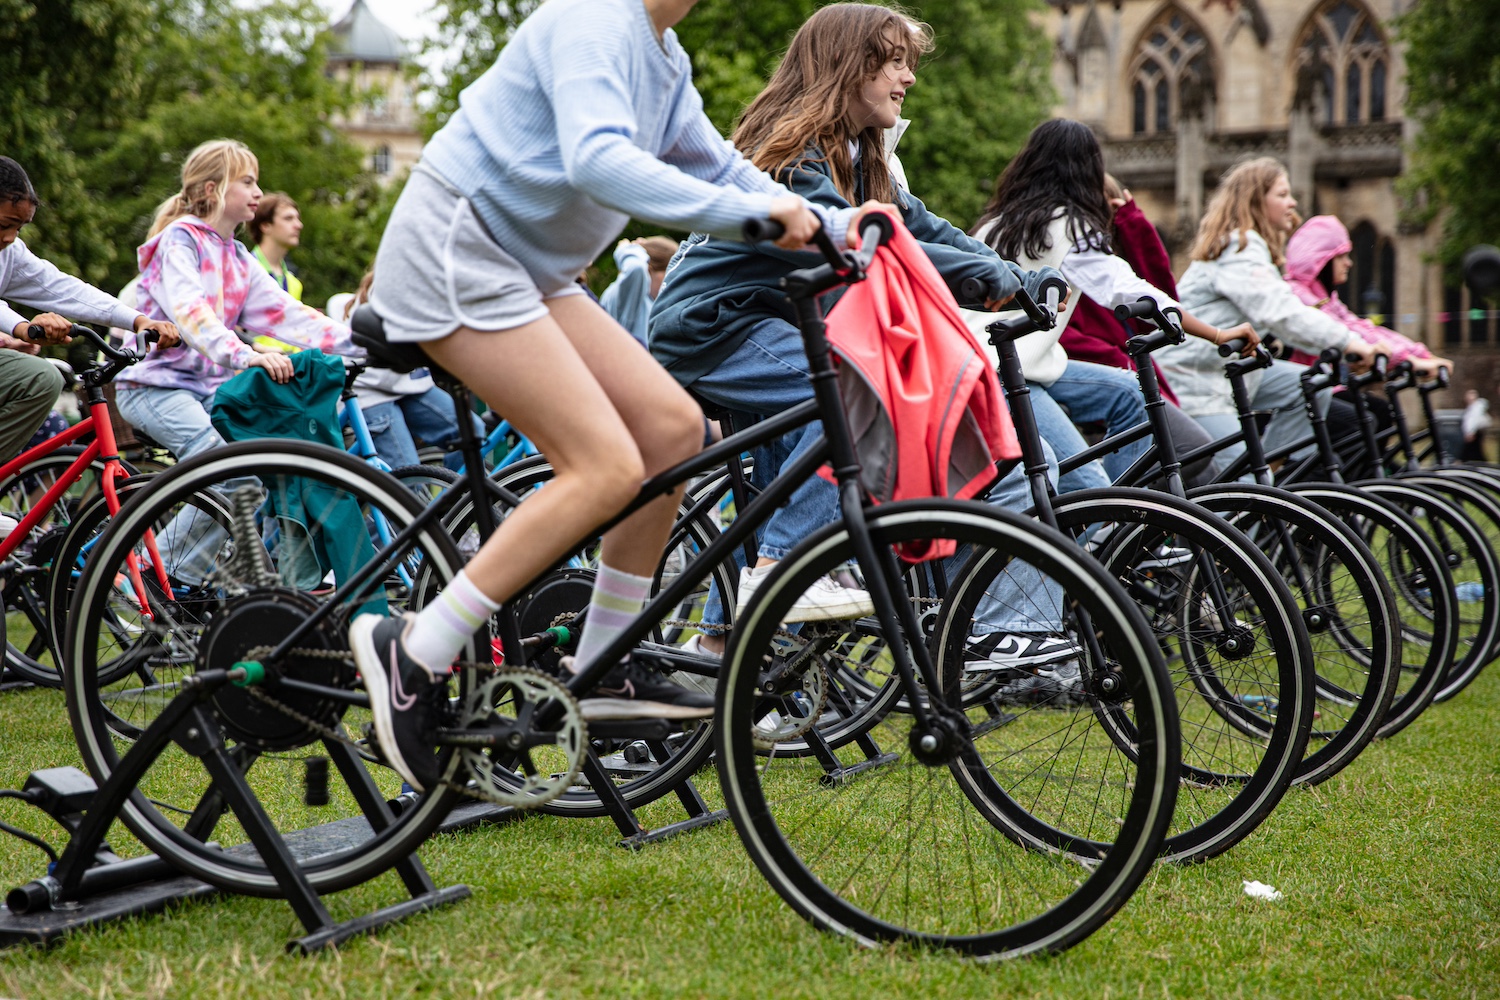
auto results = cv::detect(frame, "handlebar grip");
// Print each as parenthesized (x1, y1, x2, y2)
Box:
(1437, 365, 1450, 388)
(856, 211, 895, 252)
(742, 218, 786, 244)
(958, 277, 987, 303)
(1113, 297, 1158, 321)
(25, 324, 46, 342)
(1217, 338, 1249, 357)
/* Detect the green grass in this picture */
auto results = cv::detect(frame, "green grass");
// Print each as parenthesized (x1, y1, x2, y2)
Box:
(1, 668, 1497, 1000)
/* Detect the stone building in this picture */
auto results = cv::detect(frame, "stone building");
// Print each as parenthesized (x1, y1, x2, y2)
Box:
(1046, 0, 1494, 366)
(326, 0, 424, 182)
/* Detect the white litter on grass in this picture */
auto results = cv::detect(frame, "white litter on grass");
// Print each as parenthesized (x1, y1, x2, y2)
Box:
(1242, 880, 1283, 901)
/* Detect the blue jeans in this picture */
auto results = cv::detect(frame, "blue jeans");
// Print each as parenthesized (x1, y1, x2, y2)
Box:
(362, 387, 482, 471)
(1027, 360, 1149, 493)
(967, 440, 1065, 634)
(117, 384, 254, 586)
(1191, 360, 1331, 479)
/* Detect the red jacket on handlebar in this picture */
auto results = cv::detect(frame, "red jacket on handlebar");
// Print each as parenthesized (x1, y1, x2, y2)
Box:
(823, 215, 1018, 560)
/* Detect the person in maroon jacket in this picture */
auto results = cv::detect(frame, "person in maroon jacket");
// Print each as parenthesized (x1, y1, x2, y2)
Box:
(1057, 175, 1217, 484)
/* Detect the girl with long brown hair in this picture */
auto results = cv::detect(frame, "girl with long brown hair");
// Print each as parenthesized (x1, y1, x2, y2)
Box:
(1156, 157, 1379, 474)
(650, 3, 1063, 666)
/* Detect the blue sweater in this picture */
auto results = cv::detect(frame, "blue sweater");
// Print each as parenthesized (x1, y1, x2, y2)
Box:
(649, 157, 1025, 386)
(422, 0, 808, 294)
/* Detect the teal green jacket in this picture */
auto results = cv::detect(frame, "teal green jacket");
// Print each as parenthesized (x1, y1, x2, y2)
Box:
(211, 350, 386, 617)
(647, 154, 1025, 386)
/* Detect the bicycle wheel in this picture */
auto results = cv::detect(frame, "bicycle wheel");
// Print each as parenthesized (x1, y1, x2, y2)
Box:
(1287, 484, 1456, 739)
(1043, 489, 1315, 862)
(0, 447, 130, 685)
(64, 440, 468, 896)
(1185, 484, 1398, 785)
(1359, 481, 1500, 704)
(718, 500, 1178, 958)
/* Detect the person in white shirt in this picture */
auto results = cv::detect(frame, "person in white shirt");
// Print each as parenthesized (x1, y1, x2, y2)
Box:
(967, 120, 1258, 490)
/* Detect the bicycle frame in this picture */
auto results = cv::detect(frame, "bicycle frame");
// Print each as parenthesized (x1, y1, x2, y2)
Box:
(261, 214, 961, 738)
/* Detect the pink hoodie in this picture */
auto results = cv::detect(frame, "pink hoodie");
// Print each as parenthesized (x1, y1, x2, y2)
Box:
(121, 216, 356, 395)
(1283, 215, 1430, 367)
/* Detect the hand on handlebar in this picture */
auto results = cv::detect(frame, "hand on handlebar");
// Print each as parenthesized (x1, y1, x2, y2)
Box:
(1343, 337, 1378, 373)
(1409, 356, 1451, 379)
(132, 316, 180, 349)
(248, 350, 295, 384)
(767, 196, 823, 251)
(1214, 323, 1260, 355)
(18, 313, 72, 345)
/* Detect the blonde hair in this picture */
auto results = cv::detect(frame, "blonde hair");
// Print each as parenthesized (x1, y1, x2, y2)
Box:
(1191, 157, 1298, 267)
(149, 139, 259, 237)
(733, 4, 931, 206)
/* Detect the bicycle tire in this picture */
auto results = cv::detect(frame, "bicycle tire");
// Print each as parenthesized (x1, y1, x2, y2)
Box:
(717, 499, 1179, 957)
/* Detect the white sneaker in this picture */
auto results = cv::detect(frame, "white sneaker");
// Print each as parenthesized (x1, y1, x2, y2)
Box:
(964, 633, 1083, 674)
(0, 514, 18, 539)
(735, 565, 875, 623)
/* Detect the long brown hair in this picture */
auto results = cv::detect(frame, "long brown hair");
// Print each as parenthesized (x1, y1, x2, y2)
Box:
(732, 3, 931, 205)
(1191, 157, 1298, 266)
(149, 139, 259, 237)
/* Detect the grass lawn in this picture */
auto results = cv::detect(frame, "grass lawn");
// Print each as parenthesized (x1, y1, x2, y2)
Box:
(0, 664, 1496, 1000)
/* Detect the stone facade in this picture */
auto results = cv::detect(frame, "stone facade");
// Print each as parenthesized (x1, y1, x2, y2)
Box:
(1045, 0, 1492, 380)
(326, 0, 424, 183)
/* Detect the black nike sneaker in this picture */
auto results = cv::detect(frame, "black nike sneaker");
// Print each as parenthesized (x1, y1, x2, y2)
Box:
(349, 613, 450, 791)
(561, 656, 716, 721)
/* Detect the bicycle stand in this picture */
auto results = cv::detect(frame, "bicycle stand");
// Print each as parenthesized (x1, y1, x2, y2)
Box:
(0, 666, 33, 693)
(576, 720, 727, 850)
(0, 669, 474, 954)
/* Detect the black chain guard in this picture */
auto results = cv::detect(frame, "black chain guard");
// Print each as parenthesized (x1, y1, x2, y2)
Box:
(198, 588, 351, 751)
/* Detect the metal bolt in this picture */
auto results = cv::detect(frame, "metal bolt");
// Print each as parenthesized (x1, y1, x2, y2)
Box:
(919, 734, 939, 753)
(185, 727, 200, 740)
(507, 733, 524, 749)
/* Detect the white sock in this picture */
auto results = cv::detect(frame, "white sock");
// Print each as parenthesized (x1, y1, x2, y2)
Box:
(571, 564, 653, 674)
(404, 570, 500, 677)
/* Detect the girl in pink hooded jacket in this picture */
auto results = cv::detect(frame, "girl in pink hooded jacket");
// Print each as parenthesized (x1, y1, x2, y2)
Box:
(1283, 215, 1449, 375)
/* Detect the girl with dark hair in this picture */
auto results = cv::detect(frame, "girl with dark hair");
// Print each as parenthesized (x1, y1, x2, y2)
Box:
(970, 119, 1256, 491)
(0, 157, 177, 536)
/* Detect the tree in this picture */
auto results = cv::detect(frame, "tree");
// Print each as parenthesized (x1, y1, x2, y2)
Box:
(423, 0, 1054, 232)
(2, 0, 390, 309)
(1397, 0, 1500, 276)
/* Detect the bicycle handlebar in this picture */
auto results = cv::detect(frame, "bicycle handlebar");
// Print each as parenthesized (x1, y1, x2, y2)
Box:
(29, 323, 158, 365)
(742, 210, 892, 275)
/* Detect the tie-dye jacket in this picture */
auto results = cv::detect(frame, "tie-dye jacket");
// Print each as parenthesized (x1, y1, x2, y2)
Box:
(119, 216, 358, 394)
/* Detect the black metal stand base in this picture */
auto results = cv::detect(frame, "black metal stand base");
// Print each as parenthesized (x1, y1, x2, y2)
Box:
(576, 721, 728, 849)
(0, 668, 472, 954)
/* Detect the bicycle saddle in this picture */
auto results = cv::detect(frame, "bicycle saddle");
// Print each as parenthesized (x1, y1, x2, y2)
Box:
(349, 303, 440, 376)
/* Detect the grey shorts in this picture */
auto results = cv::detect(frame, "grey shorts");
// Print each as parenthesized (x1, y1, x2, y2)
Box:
(368, 165, 579, 343)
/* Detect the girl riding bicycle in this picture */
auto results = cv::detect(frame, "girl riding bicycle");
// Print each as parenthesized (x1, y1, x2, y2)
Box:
(352, 0, 870, 792)
(649, 3, 1044, 652)
(116, 139, 361, 475)
(1155, 157, 1379, 475)
(969, 118, 1259, 491)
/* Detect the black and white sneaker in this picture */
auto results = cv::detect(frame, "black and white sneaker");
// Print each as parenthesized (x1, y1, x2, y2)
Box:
(564, 656, 715, 721)
(349, 612, 450, 792)
(964, 632, 1083, 674)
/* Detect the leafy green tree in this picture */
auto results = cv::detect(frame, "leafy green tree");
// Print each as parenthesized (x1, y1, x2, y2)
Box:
(1397, 0, 1500, 274)
(3, 0, 388, 310)
(423, 0, 1053, 232)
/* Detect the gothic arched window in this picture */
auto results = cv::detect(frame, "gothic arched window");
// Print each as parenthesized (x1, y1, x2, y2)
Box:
(1295, 1, 1390, 125)
(1129, 8, 1214, 136)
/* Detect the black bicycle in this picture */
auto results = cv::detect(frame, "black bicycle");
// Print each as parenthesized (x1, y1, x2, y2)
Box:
(62, 213, 1180, 957)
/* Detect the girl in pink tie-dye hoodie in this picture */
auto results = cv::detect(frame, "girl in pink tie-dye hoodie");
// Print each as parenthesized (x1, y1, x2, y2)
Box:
(116, 139, 360, 463)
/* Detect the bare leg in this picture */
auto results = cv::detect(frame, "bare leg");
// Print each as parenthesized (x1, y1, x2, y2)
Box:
(419, 299, 701, 604)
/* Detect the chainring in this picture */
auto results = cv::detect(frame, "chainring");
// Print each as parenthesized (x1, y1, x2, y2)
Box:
(454, 668, 587, 808)
(751, 635, 830, 749)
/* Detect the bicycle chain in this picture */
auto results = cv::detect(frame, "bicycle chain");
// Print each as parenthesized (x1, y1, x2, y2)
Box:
(234, 595, 941, 782)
